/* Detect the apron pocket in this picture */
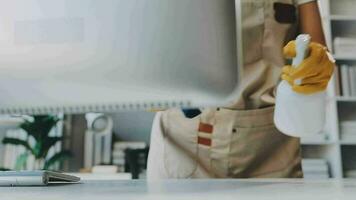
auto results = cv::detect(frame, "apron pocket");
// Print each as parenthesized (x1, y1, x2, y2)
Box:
(162, 109, 199, 178)
(228, 124, 302, 178)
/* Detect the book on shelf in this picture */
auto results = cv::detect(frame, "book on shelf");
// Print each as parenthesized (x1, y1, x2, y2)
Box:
(112, 141, 147, 173)
(334, 37, 356, 57)
(339, 64, 356, 97)
(350, 67, 356, 96)
(91, 165, 119, 174)
(302, 158, 329, 179)
(334, 66, 341, 96)
(340, 121, 356, 141)
(345, 170, 356, 178)
(341, 64, 350, 96)
(113, 141, 147, 150)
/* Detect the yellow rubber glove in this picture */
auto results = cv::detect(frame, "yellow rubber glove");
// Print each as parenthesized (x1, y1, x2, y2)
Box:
(281, 41, 335, 94)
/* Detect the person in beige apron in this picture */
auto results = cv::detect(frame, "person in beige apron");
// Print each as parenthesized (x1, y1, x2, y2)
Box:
(147, 0, 333, 179)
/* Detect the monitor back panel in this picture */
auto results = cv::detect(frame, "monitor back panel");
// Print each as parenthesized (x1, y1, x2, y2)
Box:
(0, 0, 240, 114)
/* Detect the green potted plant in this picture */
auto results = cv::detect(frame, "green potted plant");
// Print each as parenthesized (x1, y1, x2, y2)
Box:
(2, 115, 71, 170)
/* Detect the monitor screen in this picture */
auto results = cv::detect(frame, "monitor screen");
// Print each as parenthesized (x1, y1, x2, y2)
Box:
(0, 0, 242, 114)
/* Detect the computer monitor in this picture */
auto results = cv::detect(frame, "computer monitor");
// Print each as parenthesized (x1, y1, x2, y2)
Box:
(0, 0, 242, 115)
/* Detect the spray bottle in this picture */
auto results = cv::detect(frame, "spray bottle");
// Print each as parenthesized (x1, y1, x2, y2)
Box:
(274, 34, 326, 138)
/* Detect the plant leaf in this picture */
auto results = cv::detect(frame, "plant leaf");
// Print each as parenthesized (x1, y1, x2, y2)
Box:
(15, 152, 29, 170)
(33, 141, 42, 159)
(39, 136, 63, 158)
(20, 115, 59, 142)
(20, 120, 41, 141)
(43, 150, 72, 170)
(2, 138, 34, 155)
(18, 115, 61, 159)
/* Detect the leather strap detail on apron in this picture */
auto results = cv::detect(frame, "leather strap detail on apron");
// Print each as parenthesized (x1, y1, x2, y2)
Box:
(198, 137, 212, 146)
(198, 122, 213, 147)
(198, 123, 214, 133)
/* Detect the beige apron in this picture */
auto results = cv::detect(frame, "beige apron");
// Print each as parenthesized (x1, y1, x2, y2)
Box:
(147, 0, 305, 179)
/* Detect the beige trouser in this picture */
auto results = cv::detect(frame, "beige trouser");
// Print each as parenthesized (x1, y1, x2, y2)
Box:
(147, 107, 302, 179)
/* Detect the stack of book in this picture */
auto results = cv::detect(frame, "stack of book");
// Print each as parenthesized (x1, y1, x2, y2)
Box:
(112, 141, 146, 172)
(334, 37, 356, 57)
(302, 159, 329, 179)
(340, 64, 356, 97)
(340, 121, 356, 141)
(345, 170, 356, 178)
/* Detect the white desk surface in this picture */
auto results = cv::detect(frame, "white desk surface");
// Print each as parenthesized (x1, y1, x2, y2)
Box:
(69, 173, 132, 181)
(0, 179, 355, 200)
